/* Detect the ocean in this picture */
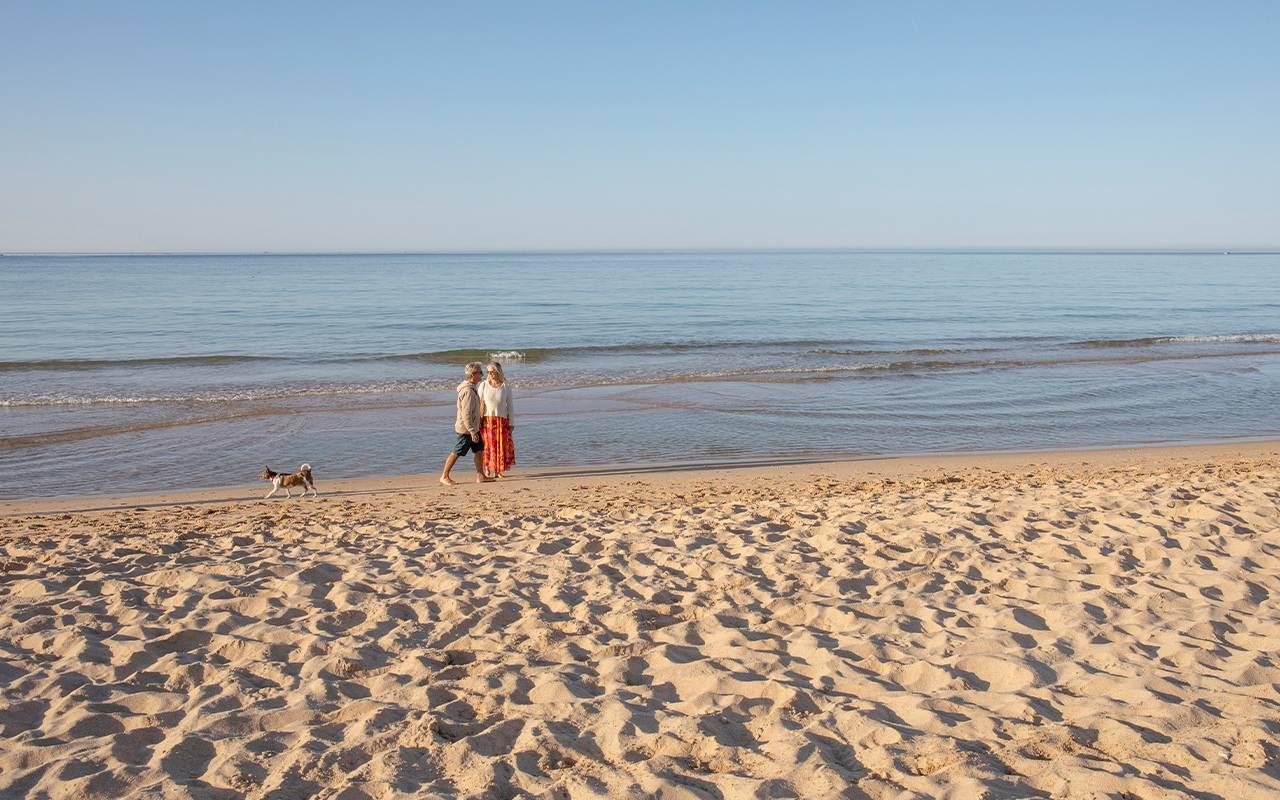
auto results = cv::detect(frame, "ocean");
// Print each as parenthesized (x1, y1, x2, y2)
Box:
(2, 251, 1278, 499)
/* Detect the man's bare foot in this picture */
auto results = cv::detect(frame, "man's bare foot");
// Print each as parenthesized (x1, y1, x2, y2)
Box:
(439, 476, 457, 486)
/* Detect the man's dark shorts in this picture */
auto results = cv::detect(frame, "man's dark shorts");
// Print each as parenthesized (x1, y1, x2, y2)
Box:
(452, 432, 484, 457)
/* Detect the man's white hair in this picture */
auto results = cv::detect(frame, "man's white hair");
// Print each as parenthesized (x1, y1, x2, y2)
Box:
(465, 361, 484, 378)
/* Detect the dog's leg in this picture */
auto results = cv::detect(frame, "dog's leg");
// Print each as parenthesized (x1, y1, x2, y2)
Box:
(265, 486, 278, 499)
(285, 487, 293, 498)
(308, 478, 318, 497)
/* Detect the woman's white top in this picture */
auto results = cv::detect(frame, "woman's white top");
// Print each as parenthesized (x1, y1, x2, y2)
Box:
(480, 381, 514, 422)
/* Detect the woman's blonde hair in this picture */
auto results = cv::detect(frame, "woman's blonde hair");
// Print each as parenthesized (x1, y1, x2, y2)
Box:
(486, 361, 507, 385)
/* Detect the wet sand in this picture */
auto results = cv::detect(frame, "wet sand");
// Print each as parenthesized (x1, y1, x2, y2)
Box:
(2, 442, 1279, 798)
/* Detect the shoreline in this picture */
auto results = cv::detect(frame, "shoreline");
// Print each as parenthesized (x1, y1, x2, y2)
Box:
(6, 437, 1278, 516)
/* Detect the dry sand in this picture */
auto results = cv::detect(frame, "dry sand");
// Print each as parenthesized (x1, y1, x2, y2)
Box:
(2, 443, 1279, 799)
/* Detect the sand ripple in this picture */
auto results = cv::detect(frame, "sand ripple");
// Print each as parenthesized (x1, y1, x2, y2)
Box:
(2, 455, 1279, 798)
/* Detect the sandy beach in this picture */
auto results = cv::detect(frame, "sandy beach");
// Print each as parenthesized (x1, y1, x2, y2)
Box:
(2, 442, 1279, 799)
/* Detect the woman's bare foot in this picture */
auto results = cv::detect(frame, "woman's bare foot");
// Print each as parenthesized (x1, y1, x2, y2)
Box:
(439, 476, 457, 486)
(476, 475, 495, 483)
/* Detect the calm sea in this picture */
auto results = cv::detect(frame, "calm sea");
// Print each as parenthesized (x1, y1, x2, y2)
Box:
(2, 251, 1278, 499)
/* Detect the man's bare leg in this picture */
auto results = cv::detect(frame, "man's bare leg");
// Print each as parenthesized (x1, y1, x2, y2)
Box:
(440, 453, 459, 485)
(474, 453, 494, 483)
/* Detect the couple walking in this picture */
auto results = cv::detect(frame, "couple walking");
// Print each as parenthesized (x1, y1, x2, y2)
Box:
(441, 361, 516, 485)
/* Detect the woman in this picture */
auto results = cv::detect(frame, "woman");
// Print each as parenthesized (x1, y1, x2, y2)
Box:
(479, 361, 516, 478)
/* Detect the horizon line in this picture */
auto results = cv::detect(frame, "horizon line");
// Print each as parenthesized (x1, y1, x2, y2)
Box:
(4, 245, 1279, 257)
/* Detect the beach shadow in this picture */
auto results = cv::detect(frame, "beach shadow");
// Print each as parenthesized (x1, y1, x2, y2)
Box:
(1011, 607, 1050, 631)
(698, 708, 760, 749)
(753, 779, 803, 798)
(796, 732, 873, 788)
(111, 727, 166, 765)
(160, 735, 215, 782)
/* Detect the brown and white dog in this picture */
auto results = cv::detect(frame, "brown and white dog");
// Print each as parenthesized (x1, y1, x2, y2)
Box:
(260, 463, 318, 498)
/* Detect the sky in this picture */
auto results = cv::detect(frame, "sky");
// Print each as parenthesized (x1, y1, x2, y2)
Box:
(1, 1, 1277, 252)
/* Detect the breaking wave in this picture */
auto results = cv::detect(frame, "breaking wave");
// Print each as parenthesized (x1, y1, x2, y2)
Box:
(1077, 333, 1280, 348)
(6, 345, 1280, 408)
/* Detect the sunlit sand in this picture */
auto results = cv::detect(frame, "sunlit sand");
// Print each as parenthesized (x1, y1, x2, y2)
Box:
(2, 442, 1278, 798)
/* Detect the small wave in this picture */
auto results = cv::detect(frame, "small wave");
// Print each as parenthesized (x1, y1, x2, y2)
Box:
(374, 348, 557, 365)
(372, 339, 879, 365)
(700, 361, 963, 380)
(488, 351, 528, 362)
(0, 361, 960, 407)
(0, 379, 458, 407)
(1076, 337, 1166, 348)
(7, 347, 1280, 408)
(1077, 333, 1280, 348)
(3, 335, 1113, 373)
(809, 347, 990, 357)
(0, 354, 284, 371)
(1161, 334, 1280, 344)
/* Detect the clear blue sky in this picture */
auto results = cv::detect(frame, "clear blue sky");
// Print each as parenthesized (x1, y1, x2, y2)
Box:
(2, 1, 1277, 251)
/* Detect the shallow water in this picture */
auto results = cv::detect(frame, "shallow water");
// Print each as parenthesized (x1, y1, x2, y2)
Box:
(2, 250, 1278, 498)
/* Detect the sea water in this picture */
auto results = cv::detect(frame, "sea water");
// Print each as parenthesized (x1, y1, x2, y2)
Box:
(2, 251, 1278, 498)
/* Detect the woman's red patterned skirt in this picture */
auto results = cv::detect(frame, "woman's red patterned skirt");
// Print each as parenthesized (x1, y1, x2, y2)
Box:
(481, 416, 515, 476)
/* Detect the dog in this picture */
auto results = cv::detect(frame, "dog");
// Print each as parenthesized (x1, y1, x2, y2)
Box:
(260, 463, 318, 498)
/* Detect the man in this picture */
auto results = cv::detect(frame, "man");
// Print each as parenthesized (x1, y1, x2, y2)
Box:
(441, 362, 494, 485)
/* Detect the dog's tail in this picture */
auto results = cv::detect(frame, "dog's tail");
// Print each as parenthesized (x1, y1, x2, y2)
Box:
(299, 463, 312, 475)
